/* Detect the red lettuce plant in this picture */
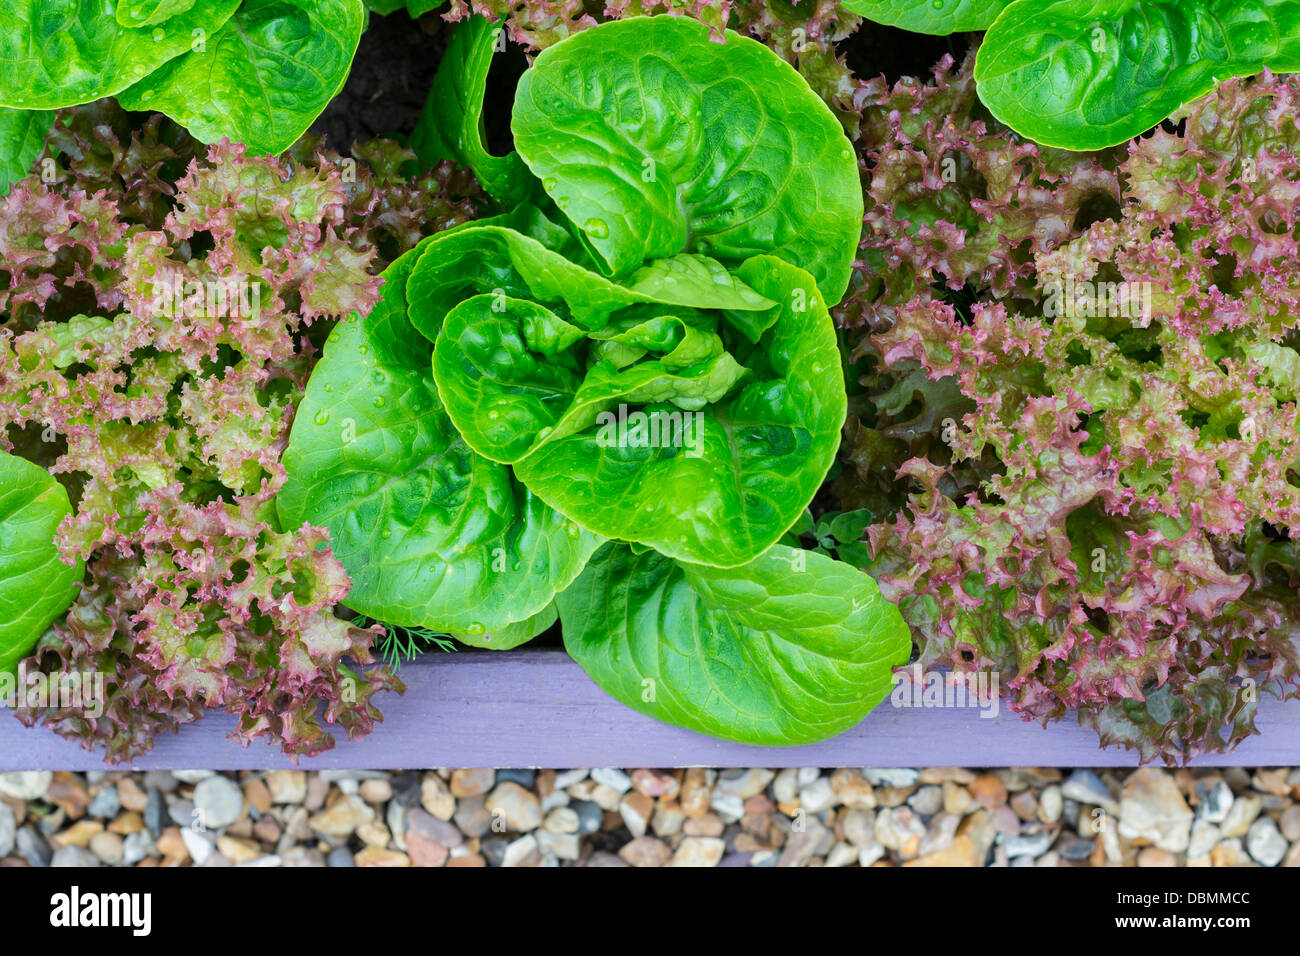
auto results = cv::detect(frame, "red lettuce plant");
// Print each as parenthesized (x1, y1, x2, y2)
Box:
(840, 58, 1300, 763)
(0, 104, 479, 761)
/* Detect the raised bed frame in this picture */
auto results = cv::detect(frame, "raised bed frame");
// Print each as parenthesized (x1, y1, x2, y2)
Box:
(2, 651, 1297, 770)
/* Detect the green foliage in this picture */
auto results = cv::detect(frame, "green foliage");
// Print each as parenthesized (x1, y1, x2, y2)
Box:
(0, 452, 82, 675)
(0, 107, 53, 194)
(282, 15, 909, 746)
(0, 0, 365, 155)
(847, 0, 1300, 149)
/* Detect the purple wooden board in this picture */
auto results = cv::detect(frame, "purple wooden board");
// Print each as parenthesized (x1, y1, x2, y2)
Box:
(1, 651, 1296, 769)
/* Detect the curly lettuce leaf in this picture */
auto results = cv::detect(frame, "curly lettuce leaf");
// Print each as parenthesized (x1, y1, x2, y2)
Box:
(0, 452, 82, 675)
(558, 541, 911, 745)
(511, 15, 863, 303)
(118, 0, 366, 155)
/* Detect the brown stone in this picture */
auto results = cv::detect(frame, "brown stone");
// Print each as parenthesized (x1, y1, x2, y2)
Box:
(242, 778, 272, 816)
(47, 773, 91, 818)
(355, 847, 411, 867)
(969, 774, 1008, 811)
(450, 768, 495, 798)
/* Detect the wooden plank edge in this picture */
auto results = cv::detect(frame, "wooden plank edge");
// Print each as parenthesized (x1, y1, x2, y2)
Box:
(2, 651, 1296, 770)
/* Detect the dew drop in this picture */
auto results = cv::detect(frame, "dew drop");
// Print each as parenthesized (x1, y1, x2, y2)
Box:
(373, 396, 386, 408)
(542, 178, 558, 192)
(313, 410, 329, 426)
(584, 218, 609, 239)
(372, 369, 388, 385)
(466, 621, 485, 635)
(152, 27, 165, 41)
(358, 345, 368, 355)
(381, 529, 392, 539)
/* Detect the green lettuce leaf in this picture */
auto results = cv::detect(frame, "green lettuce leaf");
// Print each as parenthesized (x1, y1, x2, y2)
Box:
(115, 0, 198, 28)
(0, 452, 83, 675)
(411, 12, 537, 206)
(0, 0, 240, 109)
(0, 106, 53, 194)
(432, 253, 845, 568)
(558, 542, 912, 745)
(511, 15, 863, 304)
(975, 0, 1300, 150)
(842, 0, 1011, 33)
(117, 0, 366, 155)
(277, 238, 601, 636)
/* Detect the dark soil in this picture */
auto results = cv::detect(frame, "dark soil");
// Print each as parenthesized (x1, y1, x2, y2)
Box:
(310, 10, 529, 154)
(841, 24, 977, 84)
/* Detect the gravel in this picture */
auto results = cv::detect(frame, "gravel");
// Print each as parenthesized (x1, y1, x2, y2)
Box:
(3, 766, 1299, 866)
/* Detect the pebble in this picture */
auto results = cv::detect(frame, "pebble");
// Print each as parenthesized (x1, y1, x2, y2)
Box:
(1038, 785, 1063, 824)
(1001, 829, 1055, 859)
(487, 781, 542, 832)
(181, 828, 215, 865)
(502, 834, 540, 867)
(309, 793, 375, 837)
(419, 775, 455, 820)
(970, 774, 1008, 810)
(51, 846, 100, 867)
(669, 836, 726, 867)
(123, 832, 154, 865)
(266, 771, 308, 805)
(621, 791, 655, 836)
(630, 769, 678, 798)
(17, 826, 51, 866)
(144, 790, 165, 832)
(590, 768, 632, 793)
(449, 768, 494, 797)
(1246, 816, 1287, 866)
(908, 785, 943, 817)
(495, 769, 536, 789)
(0, 803, 14, 857)
(544, 807, 580, 834)
(799, 777, 837, 814)
(194, 776, 244, 830)
(1188, 819, 1221, 859)
(1118, 769, 1193, 852)
(1061, 769, 1118, 814)
(88, 787, 121, 820)
(0, 772, 51, 801)
(863, 768, 919, 788)
(570, 799, 604, 835)
(1280, 805, 1300, 842)
(716, 768, 773, 800)
(1195, 779, 1234, 823)
(326, 847, 354, 867)
(1220, 794, 1262, 838)
(453, 795, 491, 838)
(619, 836, 671, 866)
(355, 847, 409, 867)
